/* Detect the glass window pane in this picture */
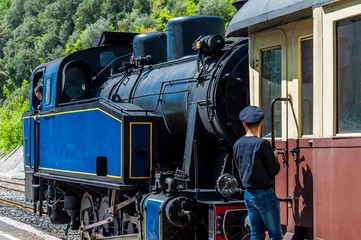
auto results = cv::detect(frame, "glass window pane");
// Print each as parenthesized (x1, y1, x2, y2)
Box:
(336, 16, 361, 133)
(301, 39, 313, 135)
(64, 67, 86, 99)
(45, 77, 51, 105)
(100, 51, 116, 67)
(261, 47, 282, 137)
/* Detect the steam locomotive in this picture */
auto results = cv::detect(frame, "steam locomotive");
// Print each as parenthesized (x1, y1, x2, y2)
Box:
(23, 15, 251, 239)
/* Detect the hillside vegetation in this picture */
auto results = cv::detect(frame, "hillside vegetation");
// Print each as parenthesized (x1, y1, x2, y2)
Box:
(0, 0, 236, 153)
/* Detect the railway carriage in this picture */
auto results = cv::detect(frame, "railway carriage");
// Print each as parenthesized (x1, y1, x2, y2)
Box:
(227, 0, 361, 239)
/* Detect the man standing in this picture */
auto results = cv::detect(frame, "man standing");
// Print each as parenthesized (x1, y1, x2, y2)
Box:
(233, 106, 282, 240)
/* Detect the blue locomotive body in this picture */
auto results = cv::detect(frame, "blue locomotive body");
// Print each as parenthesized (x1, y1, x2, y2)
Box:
(23, 16, 250, 240)
(25, 102, 155, 182)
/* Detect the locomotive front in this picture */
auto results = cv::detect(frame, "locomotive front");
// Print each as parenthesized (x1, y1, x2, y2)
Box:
(23, 16, 250, 240)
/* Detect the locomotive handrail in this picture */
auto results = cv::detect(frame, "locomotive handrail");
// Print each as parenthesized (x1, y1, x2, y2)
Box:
(58, 97, 104, 106)
(58, 77, 197, 115)
(91, 53, 132, 81)
(130, 77, 197, 113)
(28, 113, 35, 170)
(34, 112, 40, 172)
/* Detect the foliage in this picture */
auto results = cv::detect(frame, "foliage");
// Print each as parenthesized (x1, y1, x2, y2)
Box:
(0, 80, 29, 154)
(195, 0, 236, 26)
(79, 17, 113, 50)
(73, 0, 103, 31)
(0, 23, 11, 58)
(0, 0, 10, 20)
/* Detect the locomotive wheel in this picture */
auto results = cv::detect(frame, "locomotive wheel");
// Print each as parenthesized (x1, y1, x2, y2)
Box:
(80, 192, 98, 239)
(113, 210, 121, 235)
(99, 196, 118, 236)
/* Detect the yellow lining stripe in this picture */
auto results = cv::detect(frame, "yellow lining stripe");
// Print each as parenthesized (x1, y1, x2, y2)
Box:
(40, 108, 122, 122)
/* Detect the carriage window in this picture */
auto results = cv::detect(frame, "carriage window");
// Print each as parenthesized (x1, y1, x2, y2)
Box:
(336, 16, 361, 133)
(45, 77, 51, 105)
(261, 47, 282, 137)
(301, 38, 313, 135)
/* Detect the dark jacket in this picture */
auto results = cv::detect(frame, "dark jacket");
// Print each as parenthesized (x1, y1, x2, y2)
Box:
(233, 136, 280, 188)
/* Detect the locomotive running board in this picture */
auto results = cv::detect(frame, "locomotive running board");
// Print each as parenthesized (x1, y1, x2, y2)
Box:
(34, 173, 139, 190)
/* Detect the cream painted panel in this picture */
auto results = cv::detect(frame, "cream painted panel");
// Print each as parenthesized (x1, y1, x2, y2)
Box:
(313, 7, 324, 138)
(292, 19, 313, 139)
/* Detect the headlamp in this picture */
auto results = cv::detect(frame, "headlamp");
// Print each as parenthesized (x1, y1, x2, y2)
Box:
(216, 173, 238, 198)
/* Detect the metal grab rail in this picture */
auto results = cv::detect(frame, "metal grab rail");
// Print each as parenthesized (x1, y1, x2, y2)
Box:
(271, 96, 292, 150)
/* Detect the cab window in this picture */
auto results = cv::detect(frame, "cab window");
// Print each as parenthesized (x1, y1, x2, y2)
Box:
(45, 77, 51, 105)
(64, 66, 86, 100)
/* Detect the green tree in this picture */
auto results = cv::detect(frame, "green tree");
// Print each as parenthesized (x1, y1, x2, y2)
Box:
(22, 0, 54, 18)
(3, 0, 25, 29)
(80, 17, 112, 49)
(196, 0, 236, 25)
(36, 0, 82, 60)
(134, 0, 151, 15)
(73, 0, 103, 31)
(2, 16, 41, 86)
(0, 59, 8, 100)
(0, 23, 11, 58)
(100, 0, 134, 28)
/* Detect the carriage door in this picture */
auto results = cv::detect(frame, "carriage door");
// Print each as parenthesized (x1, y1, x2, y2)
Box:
(249, 29, 289, 227)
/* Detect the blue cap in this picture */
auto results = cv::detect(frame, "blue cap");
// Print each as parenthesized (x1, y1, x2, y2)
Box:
(239, 106, 264, 123)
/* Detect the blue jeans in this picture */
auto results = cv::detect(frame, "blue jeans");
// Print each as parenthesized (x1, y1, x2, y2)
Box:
(244, 188, 282, 240)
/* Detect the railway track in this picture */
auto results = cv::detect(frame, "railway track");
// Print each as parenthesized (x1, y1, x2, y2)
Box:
(0, 178, 33, 212)
(0, 178, 48, 215)
(0, 196, 33, 211)
(0, 179, 25, 193)
(0, 179, 25, 186)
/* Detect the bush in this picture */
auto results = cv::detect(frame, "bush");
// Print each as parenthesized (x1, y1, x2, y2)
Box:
(0, 80, 29, 154)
